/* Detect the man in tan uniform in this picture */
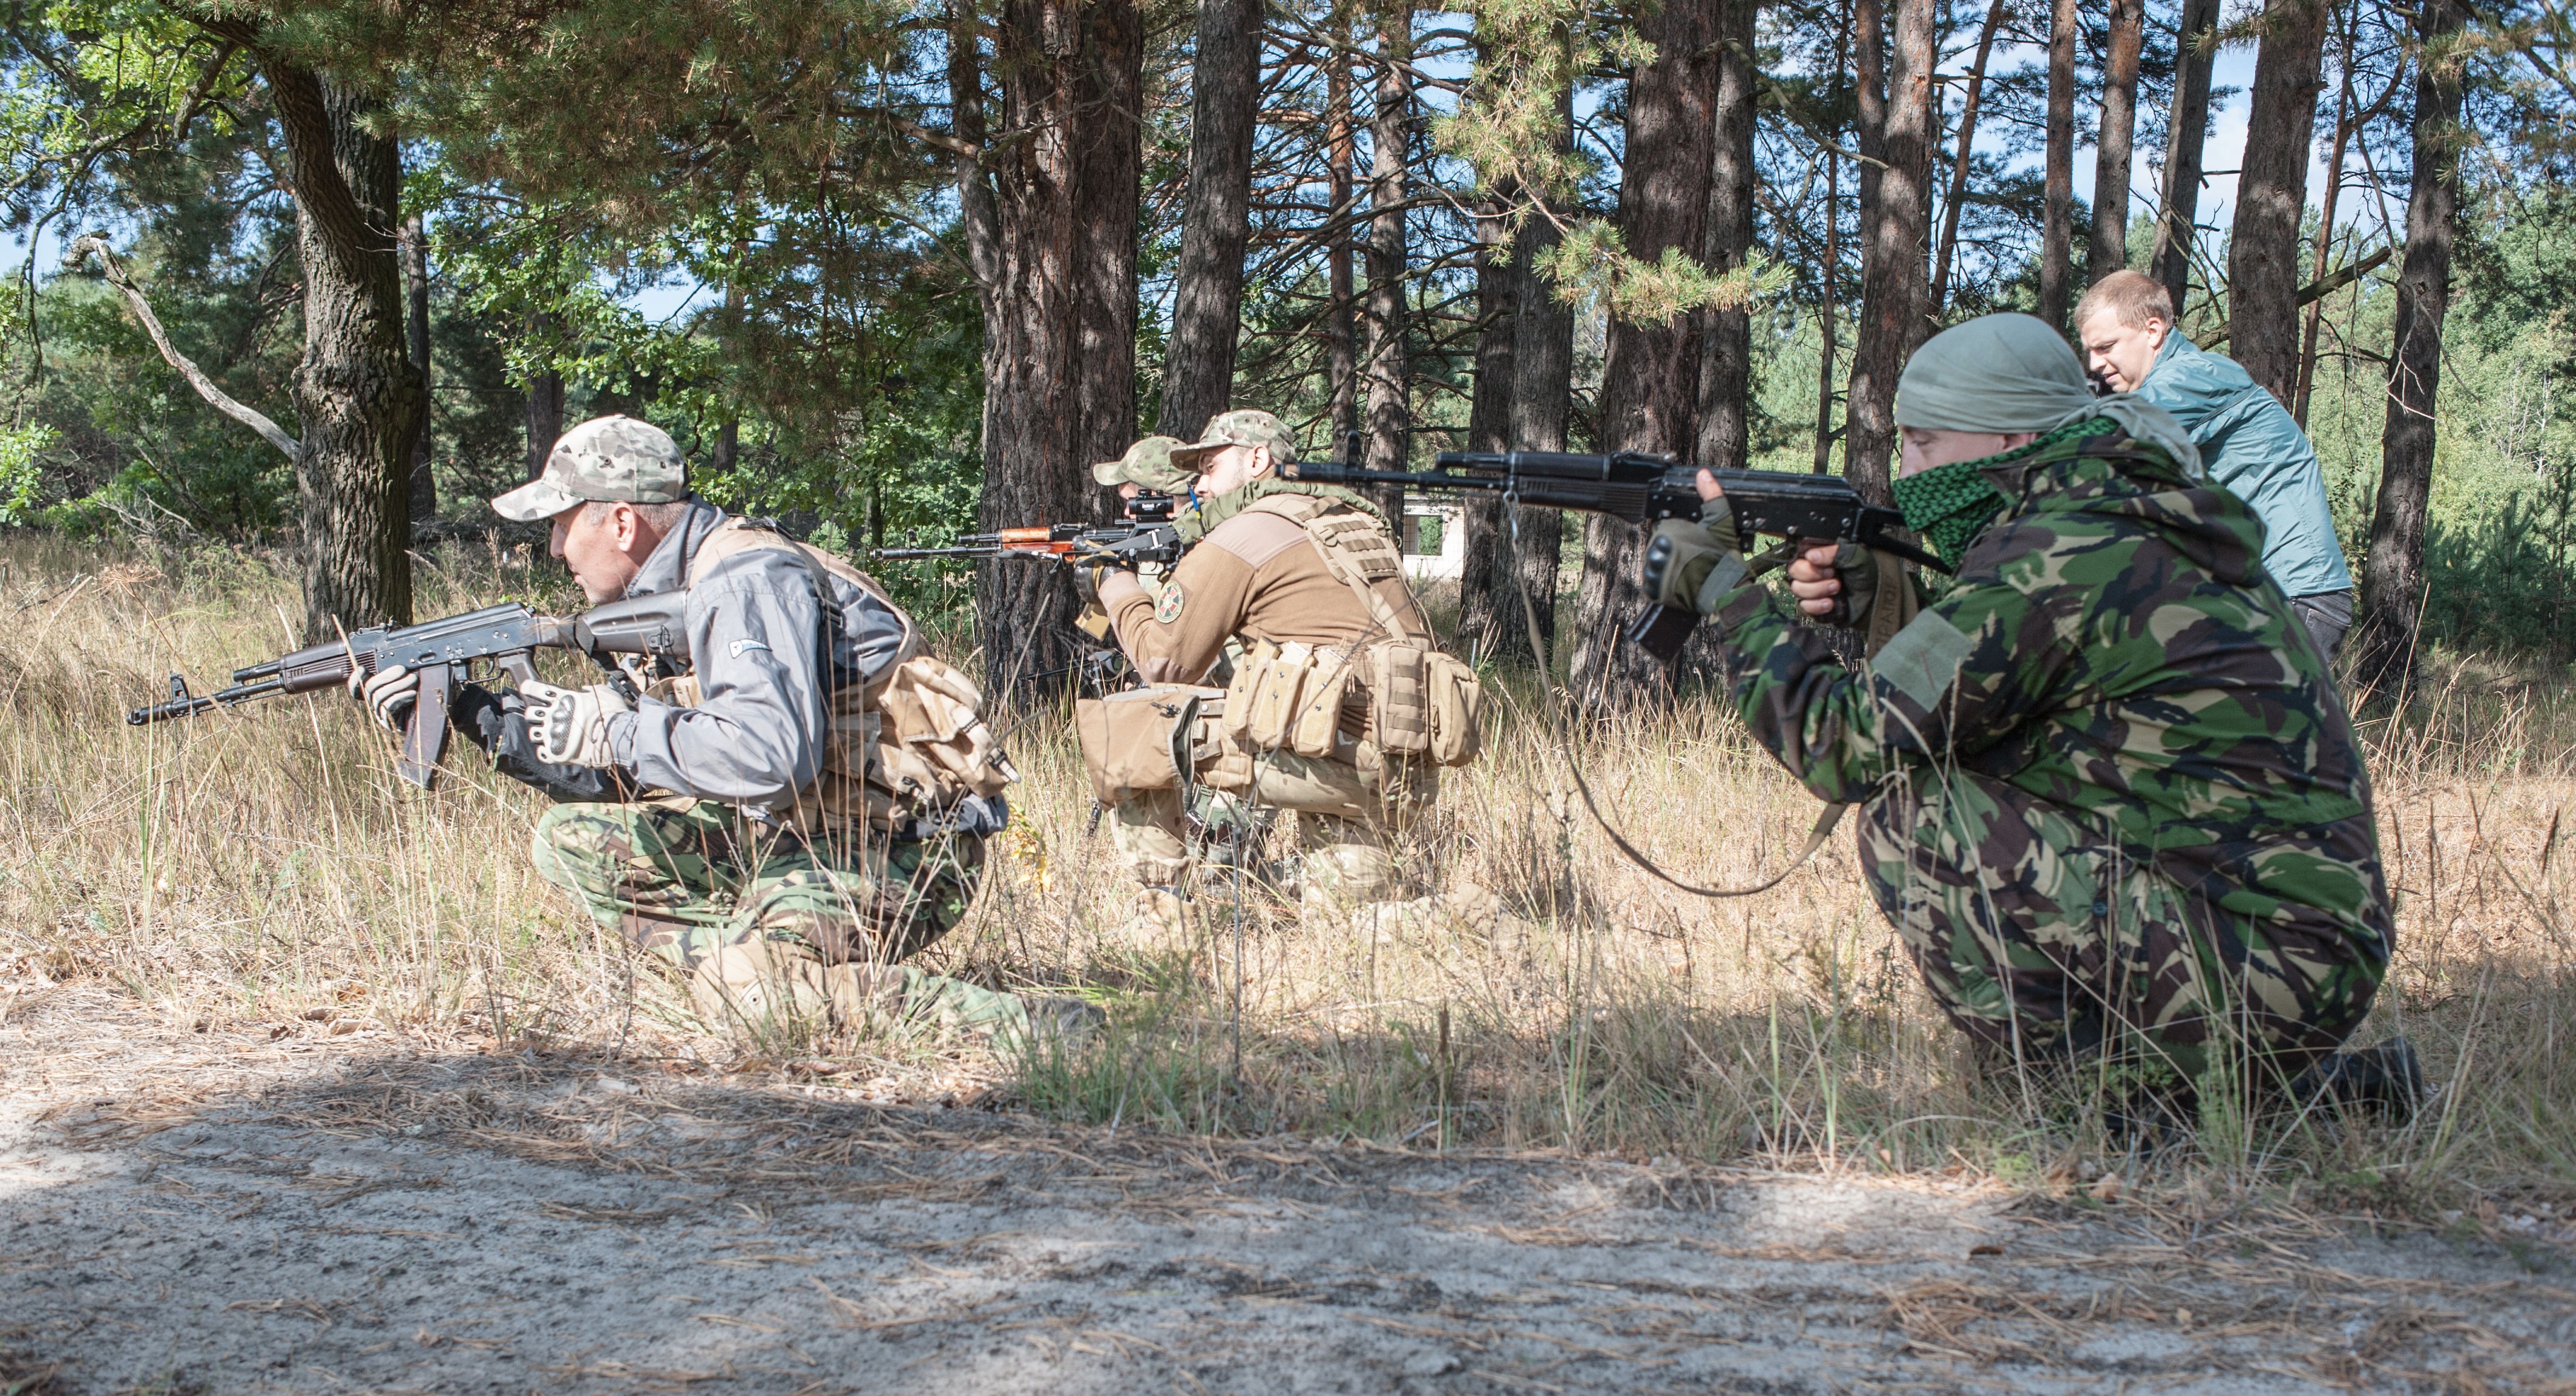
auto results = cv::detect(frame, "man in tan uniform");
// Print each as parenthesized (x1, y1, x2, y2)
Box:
(1092, 410, 1476, 925)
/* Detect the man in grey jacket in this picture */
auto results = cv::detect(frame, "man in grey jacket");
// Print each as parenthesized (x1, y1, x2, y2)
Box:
(2077, 271, 2358, 660)
(356, 416, 1067, 1041)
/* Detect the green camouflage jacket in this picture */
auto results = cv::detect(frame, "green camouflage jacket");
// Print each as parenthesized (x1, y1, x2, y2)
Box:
(1700, 423, 2392, 968)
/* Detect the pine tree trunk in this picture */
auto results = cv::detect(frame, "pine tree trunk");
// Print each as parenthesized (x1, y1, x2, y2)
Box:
(1473, 57, 1574, 667)
(2294, 1, 2360, 427)
(1327, 39, 1359, 449)
(1843, 0, 1934, 505)
(2151, 0, 2221, 314)
(1364, 0, 1412, 489)
(1928, 0, 2006, 316)
(1157, 0, 1260, 439)
(2230, 0, 2331, 405)
(257, 57, 423, 635)
(401, 211, 435, 526)
(2038, 0, 2076, 329)
(1455, 186, 1519, 660)
(2353, 0, 2464, 695)
(1694, 0, 1758, 474)
(952, 0, 1144, 700)
(524, 361, 563, 479)
(1567, 0, 1717, 699)
(2087, 0, 2146, 283)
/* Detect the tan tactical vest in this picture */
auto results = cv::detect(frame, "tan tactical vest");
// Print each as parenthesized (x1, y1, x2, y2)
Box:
(1221, 495, 1480, 767)
(660, 519, 1017, 832)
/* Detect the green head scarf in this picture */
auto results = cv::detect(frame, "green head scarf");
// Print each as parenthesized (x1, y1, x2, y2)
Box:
(1887, 313, 2203, 566)
(1893, 312, 2201, 475)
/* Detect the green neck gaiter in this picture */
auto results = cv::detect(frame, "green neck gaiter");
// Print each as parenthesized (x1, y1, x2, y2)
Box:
(1890, 458, 2009, 568)
(1181, 476, 1391, 541)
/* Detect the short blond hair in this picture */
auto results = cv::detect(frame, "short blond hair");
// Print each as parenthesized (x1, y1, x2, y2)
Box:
(2075, 270, 2175, 332)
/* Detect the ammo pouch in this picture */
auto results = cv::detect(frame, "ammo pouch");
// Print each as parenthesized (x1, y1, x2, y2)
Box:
(1367, 642, 1482, 766)
(1077, 683, 1224, 806)
(1220, 638, 1353, 759)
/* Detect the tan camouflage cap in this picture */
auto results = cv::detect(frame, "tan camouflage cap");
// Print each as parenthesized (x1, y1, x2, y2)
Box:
(1168, 408, 1301, 470)
(1091, 435, 1195, 493)
(490, 415, 689, 522)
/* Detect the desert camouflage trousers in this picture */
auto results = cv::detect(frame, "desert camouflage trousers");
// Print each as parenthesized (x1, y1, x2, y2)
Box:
(528, 800, 1025, 1035)
(1111, 742, 1436, 906)
(1856, 770, 2387, 1082)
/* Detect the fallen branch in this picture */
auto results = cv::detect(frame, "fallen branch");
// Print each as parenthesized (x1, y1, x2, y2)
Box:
(64, 232, 299, 462)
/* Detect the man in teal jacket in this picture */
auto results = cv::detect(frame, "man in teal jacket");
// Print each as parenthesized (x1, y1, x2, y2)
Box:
(2077, 271, 2356, 660)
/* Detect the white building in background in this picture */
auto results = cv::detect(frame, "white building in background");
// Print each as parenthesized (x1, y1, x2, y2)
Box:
(1401, 501, 1465, 581)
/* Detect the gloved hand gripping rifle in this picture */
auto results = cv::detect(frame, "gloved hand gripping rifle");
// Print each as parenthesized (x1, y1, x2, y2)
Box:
(126, 593, 691, 789)
(1283, 451, 1949, 658)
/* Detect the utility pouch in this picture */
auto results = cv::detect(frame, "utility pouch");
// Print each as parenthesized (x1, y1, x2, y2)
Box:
(1289, 646, 1355, 758)
(1243, 640, 1312, 752)
(1370, 640, 1434, 758)
(1221, 638, 1275, 744)
(1076, 684, 1216, 805)
(1424, 652, 1484, 766)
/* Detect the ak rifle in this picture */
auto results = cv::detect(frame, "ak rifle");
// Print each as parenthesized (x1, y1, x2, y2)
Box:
(1284, 450, 1948, 658)
(126, 594, 690, 789)
(873, 492, 1185, 568)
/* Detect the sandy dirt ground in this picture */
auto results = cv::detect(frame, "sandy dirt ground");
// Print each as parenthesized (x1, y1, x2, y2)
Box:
(4, 986, 2571, 1395)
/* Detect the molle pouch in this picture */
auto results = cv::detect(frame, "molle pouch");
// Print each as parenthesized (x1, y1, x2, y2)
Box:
(1289, 646, 1355, 758)
(1370, 640, 1434, 758)
(1425, 652, 1484, 766)
(1076, 684, 1214, 805)
(1244, 641, 1313, 752)
(1221, 638, 1277, 744)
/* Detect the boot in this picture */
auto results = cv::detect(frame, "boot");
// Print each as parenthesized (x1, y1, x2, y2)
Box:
(2293, 1036, 2427, 1121)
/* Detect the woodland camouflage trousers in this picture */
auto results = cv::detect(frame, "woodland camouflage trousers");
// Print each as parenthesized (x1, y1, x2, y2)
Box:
(1856, 770, 2387, 1083)
(527, 800, 1027, 1034)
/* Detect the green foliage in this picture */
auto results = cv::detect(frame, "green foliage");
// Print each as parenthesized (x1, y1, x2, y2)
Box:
(0, 422, 58, 525)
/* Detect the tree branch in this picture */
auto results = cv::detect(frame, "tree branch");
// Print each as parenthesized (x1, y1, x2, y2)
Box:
(65, 234, 300, 461)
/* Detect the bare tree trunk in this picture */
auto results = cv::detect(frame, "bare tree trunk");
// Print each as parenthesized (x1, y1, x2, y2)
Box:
(2087, 0, 2146, 283)
(1456, 188, 1519, 659)
(2294, 0, 2359, 427)
(1500, 205, 1572, 664)
(1854, 0, 1885, 220)
(1471, 48, 1574, 667)
(1567, 0, 1717, 698)
(2038, 0, 2076, 330)
(2230, 0, 2331, 405)
(951, 0, 1144, 700)
(712, 254, 746, 472)
(1157, 0, 1260, 439)
(1929, 0, 2006, 317)
(1844, 0, 1935, 505)
(253, 55, 422, 634)
(1815, 1, 1848, 474)
(2151, 0, 2222, 315)
(1327, 36, 1359, 450)
(401, 211, 435, 526)
(1364, 0, 1413, 488)
(524, 356, 563, 479)
(1694, 0, 1758, 473)
(2353, 0, 2464, 695)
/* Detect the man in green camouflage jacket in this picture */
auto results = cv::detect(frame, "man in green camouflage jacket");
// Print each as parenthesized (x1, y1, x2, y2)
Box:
(1645, 314, 2395, 1098)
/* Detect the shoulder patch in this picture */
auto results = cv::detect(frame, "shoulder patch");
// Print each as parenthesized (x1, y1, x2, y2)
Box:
(1155, 583, 1188, 624)
(1870, 609, 1975, 712)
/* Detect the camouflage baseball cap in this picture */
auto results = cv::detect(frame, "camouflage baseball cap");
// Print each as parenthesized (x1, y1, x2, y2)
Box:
(490, 415, 689, 522)
(1168, 409, 1301, 470)
(1091, 435, 1195, 492)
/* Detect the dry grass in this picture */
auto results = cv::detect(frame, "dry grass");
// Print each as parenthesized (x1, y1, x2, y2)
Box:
(2, 533, 2572, 1225)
